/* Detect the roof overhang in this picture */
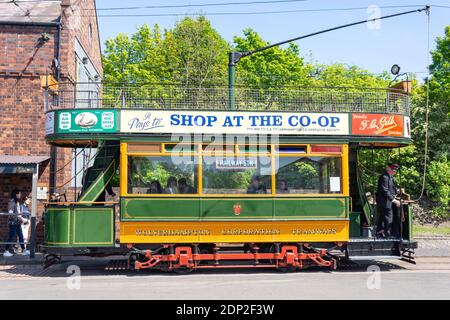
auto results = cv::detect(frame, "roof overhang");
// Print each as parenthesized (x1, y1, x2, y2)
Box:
(0, 155, 50, 174)
(0, 1, 61, 25)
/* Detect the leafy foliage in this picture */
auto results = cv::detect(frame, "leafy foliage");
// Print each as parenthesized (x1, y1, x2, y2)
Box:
(233, 28, 313, 87)
(103, 18, 229, 85)
(426, 155, 450, 217)
(408, 26, 450, 217)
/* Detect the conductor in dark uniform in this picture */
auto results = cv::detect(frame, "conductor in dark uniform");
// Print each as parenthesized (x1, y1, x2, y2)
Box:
(376, 163, 401, 238)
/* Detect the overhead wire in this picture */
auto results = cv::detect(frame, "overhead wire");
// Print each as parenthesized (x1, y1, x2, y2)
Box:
(2, 3, 450, 18)
(92, 0, 309, 11)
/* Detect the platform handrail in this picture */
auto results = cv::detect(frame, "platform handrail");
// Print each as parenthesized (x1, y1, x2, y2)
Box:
(44, 201, 119, 205)
(44, 82, 410, 116)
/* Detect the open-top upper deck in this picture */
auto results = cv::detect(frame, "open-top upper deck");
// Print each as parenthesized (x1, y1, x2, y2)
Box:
(44, 82, 412, 146)
(45, 82, 410, 114)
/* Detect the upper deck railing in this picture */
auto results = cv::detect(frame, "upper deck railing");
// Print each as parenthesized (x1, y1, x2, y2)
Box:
(44, 82, 410, 116)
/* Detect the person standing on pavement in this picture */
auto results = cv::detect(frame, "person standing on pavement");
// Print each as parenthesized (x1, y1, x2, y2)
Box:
(375, 163, 401, 239)
(2, 190, 29, 257)
(20, 195, 31, 253)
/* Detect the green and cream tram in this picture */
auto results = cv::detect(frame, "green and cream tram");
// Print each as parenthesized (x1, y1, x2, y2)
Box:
(42, 83, 417, 271)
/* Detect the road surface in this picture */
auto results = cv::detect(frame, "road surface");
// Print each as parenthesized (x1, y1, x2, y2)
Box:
(0, 256, 449, 300)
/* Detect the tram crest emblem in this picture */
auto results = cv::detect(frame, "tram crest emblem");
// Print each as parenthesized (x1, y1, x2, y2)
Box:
(233, 203, 242, 216)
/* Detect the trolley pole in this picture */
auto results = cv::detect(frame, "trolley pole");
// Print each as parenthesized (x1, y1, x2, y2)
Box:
(226, 6, 429, 110)
(228, 52, 242, 110)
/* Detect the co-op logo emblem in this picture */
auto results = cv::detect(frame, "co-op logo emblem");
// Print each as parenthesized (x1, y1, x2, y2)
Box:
(75, 112, 98, 128)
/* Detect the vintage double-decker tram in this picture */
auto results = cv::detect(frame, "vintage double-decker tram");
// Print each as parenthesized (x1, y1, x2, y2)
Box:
(43, 83, 417, 272)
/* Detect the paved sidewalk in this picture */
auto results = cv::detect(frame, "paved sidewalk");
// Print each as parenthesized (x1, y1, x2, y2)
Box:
(0, 252, 44, 265)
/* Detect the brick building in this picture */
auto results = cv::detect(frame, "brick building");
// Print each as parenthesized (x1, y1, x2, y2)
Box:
(0, 0, 102, 246)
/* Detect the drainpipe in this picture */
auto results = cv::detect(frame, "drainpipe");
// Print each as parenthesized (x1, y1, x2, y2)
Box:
(50, 19, 62, 195)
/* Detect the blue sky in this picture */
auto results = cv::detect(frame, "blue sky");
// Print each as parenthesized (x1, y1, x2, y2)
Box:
(96, 0, 450, 78)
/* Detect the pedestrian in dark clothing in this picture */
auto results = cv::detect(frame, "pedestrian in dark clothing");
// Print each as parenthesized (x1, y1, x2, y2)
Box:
(376, 163, 401, 238)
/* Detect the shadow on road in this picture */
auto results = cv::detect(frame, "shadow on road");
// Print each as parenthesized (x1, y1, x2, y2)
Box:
(0, 257, 409, 278)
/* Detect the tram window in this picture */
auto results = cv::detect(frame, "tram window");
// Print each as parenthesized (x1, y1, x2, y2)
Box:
(164, 143, 197, 153)
(127, 144, 161, 153)
(237, 145, 271, 154)
(127, 156, 198, 195)
(202, 156, 272, 194)
(275, 145, 306, 153)
(275, 156, 342, 194)
(202, 144, 235, 154)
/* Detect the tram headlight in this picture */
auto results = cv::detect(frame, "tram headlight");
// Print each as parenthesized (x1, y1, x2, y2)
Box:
(391, 64, 401, 75)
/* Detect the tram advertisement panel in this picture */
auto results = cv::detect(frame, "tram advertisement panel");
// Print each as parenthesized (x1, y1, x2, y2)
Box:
(55, 110, 119, 133)
(351, 113, 404, 137)
(120, 110, 349, 135)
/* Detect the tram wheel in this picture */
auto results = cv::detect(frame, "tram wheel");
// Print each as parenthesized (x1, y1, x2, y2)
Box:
(260, 243, 298, 272)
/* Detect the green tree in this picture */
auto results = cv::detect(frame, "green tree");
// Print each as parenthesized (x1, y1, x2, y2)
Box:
(311, 64, 389, 88)
(408, 26, 450, 217)
(412, 26, 450, 161)
(102, 24, 167, 83)
(103, 18, 230, 86)
(163, 16, 230, 86)
(426, 155, 450, 217)
(233, 28, 313, 88)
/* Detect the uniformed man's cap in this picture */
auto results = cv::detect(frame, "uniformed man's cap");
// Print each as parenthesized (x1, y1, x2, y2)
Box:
(388, 163, 400, 171)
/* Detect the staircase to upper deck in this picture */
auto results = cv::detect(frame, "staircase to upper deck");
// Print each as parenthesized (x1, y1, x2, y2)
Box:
(79, 140, 120, 202)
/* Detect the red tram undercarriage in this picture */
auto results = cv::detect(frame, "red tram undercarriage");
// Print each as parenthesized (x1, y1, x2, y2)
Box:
(127, 243, 340, 272)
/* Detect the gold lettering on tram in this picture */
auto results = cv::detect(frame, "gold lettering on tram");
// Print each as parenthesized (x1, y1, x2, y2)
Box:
(135, 229, 211, 236)
(221, 229, 281, 236)
(292, 228, 337, 235)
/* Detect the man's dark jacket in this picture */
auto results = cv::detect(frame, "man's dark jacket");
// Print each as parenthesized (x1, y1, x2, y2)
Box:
(376, 171, 397, 208)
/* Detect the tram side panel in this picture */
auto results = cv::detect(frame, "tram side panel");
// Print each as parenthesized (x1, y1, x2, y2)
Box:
(45, 205, 115, 248)
(119, 197, 350, 244)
